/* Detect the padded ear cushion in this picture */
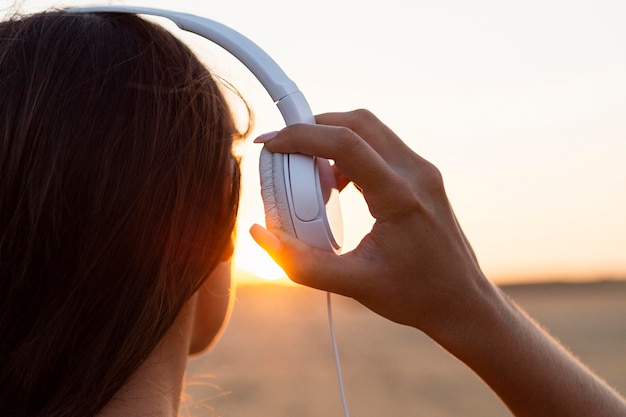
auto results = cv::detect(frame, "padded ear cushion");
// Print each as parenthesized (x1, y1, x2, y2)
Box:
(259, 147, 296, 236)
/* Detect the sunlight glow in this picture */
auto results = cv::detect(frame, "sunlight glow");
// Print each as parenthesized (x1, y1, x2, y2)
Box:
(233, 235, 286, 282)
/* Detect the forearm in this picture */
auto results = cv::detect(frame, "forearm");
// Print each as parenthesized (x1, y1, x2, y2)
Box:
(429, 279, 626, 417)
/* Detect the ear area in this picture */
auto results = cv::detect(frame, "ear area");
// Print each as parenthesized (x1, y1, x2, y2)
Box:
(259, 147, 296, 236)
(188, 262, 234, 356)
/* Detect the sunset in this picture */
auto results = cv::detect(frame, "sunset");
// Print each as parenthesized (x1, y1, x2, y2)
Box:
(216, 0, 626, 286)
(5, 1, 625, 416)
(13, 0, 626, 285)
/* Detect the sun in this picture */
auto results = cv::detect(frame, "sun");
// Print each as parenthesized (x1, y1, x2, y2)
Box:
(229, 133, 293, 285)
(233, 233, 288, 284)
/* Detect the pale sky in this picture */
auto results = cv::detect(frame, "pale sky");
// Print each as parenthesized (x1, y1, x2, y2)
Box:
(9, 0, 626, 284)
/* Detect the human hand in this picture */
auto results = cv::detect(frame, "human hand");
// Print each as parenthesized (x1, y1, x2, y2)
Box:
(250, 110, 494, 336)
(251, 110, 626, 417)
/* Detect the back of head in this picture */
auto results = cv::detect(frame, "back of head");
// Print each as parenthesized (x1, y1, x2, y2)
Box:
(0, 11, 240, 417)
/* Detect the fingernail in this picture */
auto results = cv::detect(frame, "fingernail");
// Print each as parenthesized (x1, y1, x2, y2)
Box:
(249, 224, 282, 253)
(253, 131, 278, 144)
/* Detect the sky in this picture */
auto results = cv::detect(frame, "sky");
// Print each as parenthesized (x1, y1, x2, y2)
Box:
(7, 0, 626, 284)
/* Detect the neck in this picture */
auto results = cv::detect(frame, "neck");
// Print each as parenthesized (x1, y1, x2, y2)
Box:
(97, 297, 196, 417)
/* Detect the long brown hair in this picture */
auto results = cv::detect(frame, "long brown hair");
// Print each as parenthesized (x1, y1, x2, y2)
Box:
(0, 11, 240, 417)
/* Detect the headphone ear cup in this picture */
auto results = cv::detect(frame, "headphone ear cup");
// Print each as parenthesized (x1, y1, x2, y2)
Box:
(259, 147, 296, 236)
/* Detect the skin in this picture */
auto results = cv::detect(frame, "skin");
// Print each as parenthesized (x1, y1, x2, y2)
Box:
(97, 260, 234, 417)
(250, 109, 626, 417)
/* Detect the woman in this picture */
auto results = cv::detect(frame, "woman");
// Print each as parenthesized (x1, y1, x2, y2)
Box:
(0, 11, 239, 417)
(1, 9, 624, 417)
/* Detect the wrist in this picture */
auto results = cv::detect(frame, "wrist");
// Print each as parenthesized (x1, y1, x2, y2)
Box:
(420, 271, 510, 356)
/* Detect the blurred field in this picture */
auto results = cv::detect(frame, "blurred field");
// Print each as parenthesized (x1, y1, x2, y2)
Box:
(184, 280, 626, 417)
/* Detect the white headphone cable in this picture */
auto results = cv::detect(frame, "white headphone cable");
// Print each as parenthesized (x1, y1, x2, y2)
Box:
(327, 291, 351, 417)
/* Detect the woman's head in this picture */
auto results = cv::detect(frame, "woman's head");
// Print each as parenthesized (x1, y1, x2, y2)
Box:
(0, 10, 240, 417)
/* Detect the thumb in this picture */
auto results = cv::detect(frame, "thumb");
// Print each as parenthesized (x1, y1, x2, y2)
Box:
(249, 224, 354, 296)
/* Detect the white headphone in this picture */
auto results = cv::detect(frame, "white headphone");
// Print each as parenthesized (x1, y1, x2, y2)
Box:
(66, 6, 344, 253)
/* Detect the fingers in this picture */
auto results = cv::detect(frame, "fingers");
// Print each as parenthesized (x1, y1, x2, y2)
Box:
(256, 122, 409, 219)
(332, 164, 351, 192)
(249, 224, 361, 296)
(315, 110, 421, 170)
